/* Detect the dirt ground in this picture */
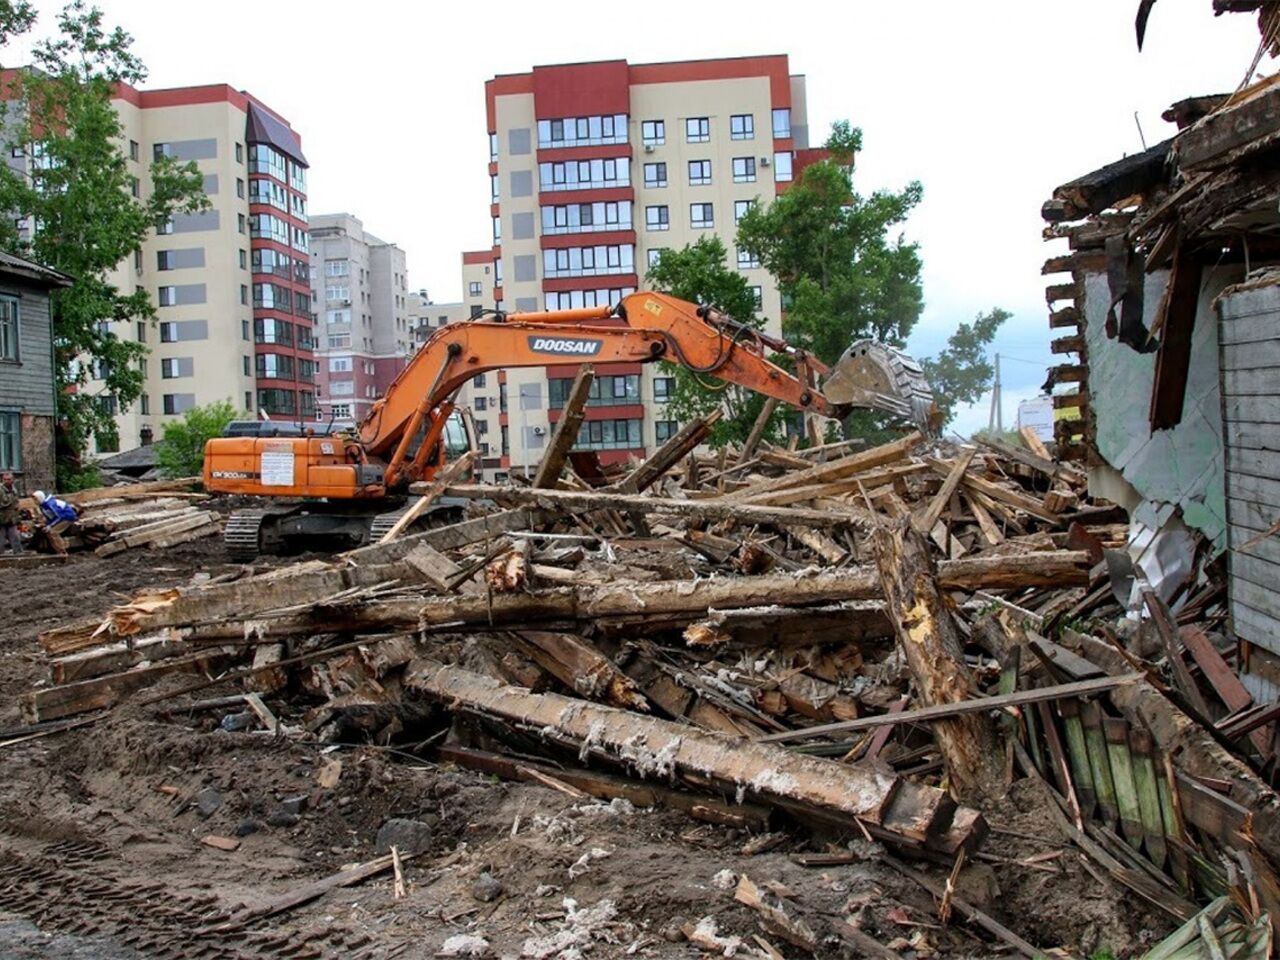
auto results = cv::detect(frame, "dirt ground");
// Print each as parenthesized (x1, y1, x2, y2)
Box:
(0, 542, 1176, 959)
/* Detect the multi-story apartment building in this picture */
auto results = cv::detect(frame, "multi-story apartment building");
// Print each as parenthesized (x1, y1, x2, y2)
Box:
(66, 83, 310, 452)
(310, 213, 418, 423)
(476, 55, 823, 479)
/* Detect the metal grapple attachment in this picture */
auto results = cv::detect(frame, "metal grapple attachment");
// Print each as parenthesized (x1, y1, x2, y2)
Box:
(822, 340, 938, 434)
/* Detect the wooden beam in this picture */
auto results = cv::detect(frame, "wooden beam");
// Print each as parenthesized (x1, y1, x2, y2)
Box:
(913, 448, 976, 534)
(935, 550, 1091, 590)
(724, 432, 923, 503)
(871, 521, 1004, 803)
(739, 397, 778, 466)
(533, 365, 595, 488)
(615, 410, 722, 494)
(759, 673, 1145, 743)
(406, 658, 982, 850)
(1148, 245, 1201, 430)
(379, 452, 475, 542)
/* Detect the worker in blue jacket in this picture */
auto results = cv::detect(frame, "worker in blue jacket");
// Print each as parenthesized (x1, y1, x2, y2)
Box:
(32, 490, 78, 528)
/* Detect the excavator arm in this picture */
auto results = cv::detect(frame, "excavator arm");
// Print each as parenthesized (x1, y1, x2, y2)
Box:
(203, 291, 933, 506)
(361, 292, 846, 488)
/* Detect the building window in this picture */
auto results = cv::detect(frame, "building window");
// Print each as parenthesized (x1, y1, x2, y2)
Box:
(653, 376, 675, 401)
(248, 143, 287, 180)
(239, 249, 247, 270)
(157, 218, 174, 235)
(643, 162, 666, 188)
(492, 215, 502, 244)
(235, 142, 243, 163)
(646, 205, 669, 232)
(242, 355, 251, 376)
(473, 373, 486, 388)
(538, 157, 630, 192)
(688, 159, 711, 186)
(641, 120, 665, 146)
(0, 296, 18, 361)
(153, 142, 171, 160)
(655, 420, 679, 443)
(774, 151, 794, 182)
(241, 319, 250, 340)
(325, 285, 350, 302)
(750, 285, 763, 309)
(136, 320, 146, 342)
(542, 244, 635, 278)
(686, 117, 710, 144)
(735, 199, 756, 223)
(544, 287, 634, 311)
(646, 248, 667, 268)
(255, 318, 294, 345)
(0, 411, 18, 471)
(325, 260, 349, 277)
(328, 333, 351, 348)
(160, 357, 190, 379)
(488, 132, 497, 162)
(235, 177, 244, 199)
(541, 200, 632, 235)
(328, 356, 353, 373)
(157, 286, 176, 306)
(730, 114, 754, 140)
(575, 418, 642, 451)
(255, 353, 295, 380)
(690, 203, 714, 229)
(737, 248, 761, 270)
(128, 140, 139, 161)
(550, 374, 639, 408)
(129, 176, 139, 197)
(237, 213, 246, 234)
(475, 419, 489, 436)
(494, 259, 503, 284)
(139, 393, 150, 415)
(156, 251, 174, 271)
(490, 173, 499, 202)
(474, 396, 487, 412)
(468, 281, 482, 296)
(537, 114, 628, 149)
(732, 157, 756, 183)
(240, 284, 249, 305)
(772, 108, 791, 139)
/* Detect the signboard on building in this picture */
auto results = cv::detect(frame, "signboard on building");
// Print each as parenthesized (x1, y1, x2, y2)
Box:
(1017, 396, 1055, 442)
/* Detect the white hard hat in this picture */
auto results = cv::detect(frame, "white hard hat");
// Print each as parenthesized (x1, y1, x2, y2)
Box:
(32, 490, 46, 502)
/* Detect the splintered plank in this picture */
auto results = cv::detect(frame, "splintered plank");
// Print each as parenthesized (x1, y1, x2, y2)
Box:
(406, 659, 981, 850)
(534, 365, 594, 489)
(722, 432, 924, 503)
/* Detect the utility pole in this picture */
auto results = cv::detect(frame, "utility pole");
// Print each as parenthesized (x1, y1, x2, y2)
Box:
(987, 353, 1003, 434)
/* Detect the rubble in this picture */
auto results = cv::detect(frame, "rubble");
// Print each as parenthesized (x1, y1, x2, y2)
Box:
(4, 360, 1278, 954)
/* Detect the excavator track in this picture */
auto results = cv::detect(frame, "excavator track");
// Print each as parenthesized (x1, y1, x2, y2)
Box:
(223, 509, 269, 563)
(367, 501, 415, 543)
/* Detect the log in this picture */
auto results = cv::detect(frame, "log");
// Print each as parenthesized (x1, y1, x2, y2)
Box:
(147, 519, 222, 550)
(935, 550, 1091, 590)
(614, 410, 722, 494)
(738, 398, 778, 466)
(183, 569, 883, 640)
(724, 432, 923, 502)
(913, 448, 976, 535)
(872, 521, 1004, 804)
(406, 659, 984, 851)
(437, 484, 874, 530)
(378, 451, 476, 542)
(62, 477, 200, 507)
(109, 506, 551, 636)
(533, 365, 594, 488)
(24, 647, 238, 721)
(512, 630, 648, 711)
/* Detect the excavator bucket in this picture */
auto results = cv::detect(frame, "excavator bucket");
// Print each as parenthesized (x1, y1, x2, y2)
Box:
(821, 340, 938, 434)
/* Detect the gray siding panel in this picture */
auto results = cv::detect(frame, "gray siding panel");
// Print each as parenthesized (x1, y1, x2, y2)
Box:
(172, 210, 220, 233)
(170, 138, 217, 161)
(0, 280, 55, 416)
(202, 173, 219, 194)
(509, 170, 532, 198)
(513, 255, 536, 283)
(1218, 280, 1280, 693)
(511, 212, 535, 241)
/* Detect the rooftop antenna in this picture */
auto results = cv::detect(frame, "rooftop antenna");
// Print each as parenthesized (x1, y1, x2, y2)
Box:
(1134, 111, 1148, 150)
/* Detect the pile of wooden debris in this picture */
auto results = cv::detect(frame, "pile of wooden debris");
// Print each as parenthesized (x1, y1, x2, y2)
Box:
(14, 476, 218, 558)
(11, 375, 1278, 956)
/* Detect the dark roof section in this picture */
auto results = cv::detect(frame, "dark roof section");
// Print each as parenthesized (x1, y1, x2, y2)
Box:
(245, 102, 307, 167)
(96, 444, 158, 470)
(0, 250, 72, 288)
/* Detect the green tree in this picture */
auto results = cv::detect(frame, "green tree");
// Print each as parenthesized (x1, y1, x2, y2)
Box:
(737, 121, 925, 365)
(155, 399, 239, 478)
(921, 308, 1010, 429)
(645, 236, 789, 447)
(0, 1, 209, 486)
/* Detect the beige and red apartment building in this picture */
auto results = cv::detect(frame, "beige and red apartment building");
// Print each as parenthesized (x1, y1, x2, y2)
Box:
(74, 83, 311, 452)
(467, 55, 824, 480)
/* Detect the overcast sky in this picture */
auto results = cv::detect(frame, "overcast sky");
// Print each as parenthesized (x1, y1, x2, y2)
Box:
(14, 1, 1276, 435)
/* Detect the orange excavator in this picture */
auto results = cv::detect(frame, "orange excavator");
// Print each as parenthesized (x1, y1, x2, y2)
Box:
(203, 292, 933, 559)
